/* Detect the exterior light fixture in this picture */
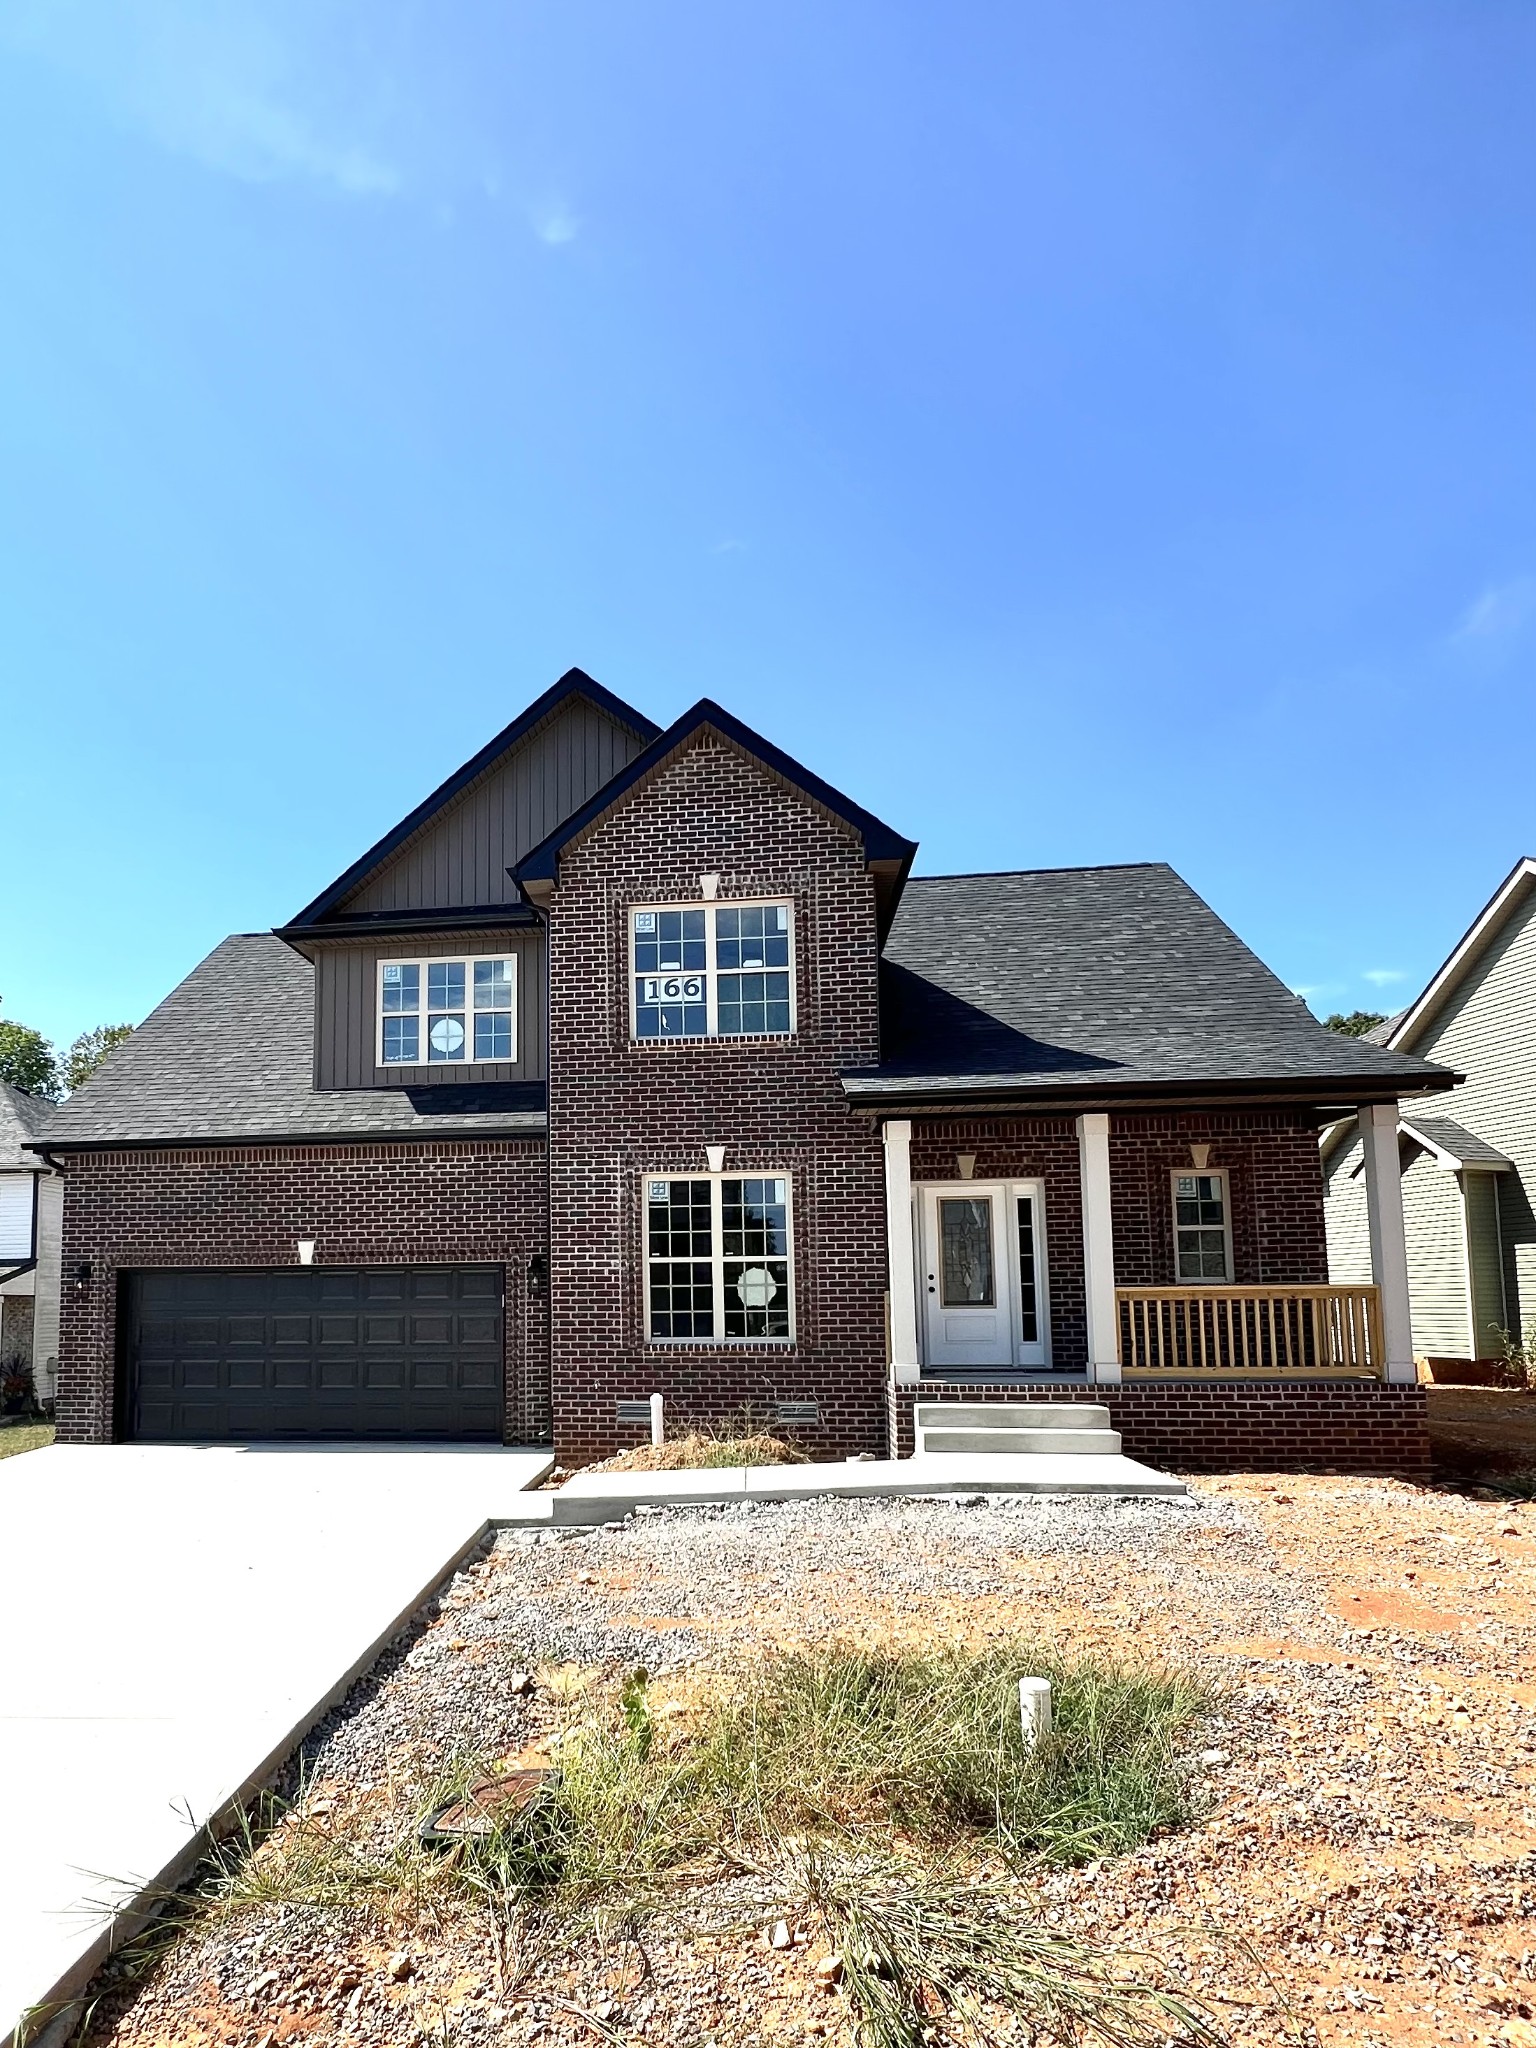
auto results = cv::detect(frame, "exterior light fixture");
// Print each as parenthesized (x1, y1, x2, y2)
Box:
(74, 1261, 93, 1291)
(297, 1239, 316, 1266)
(527, 1253, 548, 1299)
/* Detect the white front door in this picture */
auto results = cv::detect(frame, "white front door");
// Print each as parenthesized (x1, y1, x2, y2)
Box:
(919, 1181, 1050, 1371)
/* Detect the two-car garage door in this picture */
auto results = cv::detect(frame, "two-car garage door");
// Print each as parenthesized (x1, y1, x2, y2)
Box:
(123, 1267, 505, 1442)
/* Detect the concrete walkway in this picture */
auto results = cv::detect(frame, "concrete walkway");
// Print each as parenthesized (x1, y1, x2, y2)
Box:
(553, 1450, 1187, 1522)
(0, 1444, 552, 2048)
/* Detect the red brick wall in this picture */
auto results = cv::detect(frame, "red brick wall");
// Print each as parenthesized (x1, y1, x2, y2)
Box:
(545, 729, 890, 1463)
(52, 1140, 550, 1445)
(888, 1381, 1430, 1480)
(1109, 1111, 1328, 1287)
(909, 1117, 1090, 1372)
(906, 1108, 1329, 1377)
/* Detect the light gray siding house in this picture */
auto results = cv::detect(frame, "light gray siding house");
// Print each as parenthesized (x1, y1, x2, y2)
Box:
(0, 1082, 62, 1405)
(1323, 857, 1536, 1363)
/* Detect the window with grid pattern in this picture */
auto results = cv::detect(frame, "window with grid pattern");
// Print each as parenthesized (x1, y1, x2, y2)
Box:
(645, 1174, 793, 1340)
(1172, 1171, 1232, 1282)
(632, 902, 792, 1039)
(378, 955, 516, 1066)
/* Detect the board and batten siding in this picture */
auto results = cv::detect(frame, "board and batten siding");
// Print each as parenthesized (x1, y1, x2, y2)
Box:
(1396, 881, 1536, 1336)
(314, 930, 545, 1090)
(340, 698, 648, 916)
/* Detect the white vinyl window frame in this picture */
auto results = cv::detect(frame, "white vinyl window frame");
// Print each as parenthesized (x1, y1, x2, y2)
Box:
(375, 952, 518, 1069)
(628, 899, 797, 1042)
(641, 1171, 796, 1345)
(1170, 1167, 1234, 1284)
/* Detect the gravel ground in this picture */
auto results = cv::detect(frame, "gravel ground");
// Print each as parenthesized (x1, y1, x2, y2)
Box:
(79, 1478, 1536, 2048)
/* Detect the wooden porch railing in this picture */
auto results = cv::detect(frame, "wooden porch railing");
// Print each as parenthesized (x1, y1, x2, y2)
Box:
(1116, 1284, 1383, 1377)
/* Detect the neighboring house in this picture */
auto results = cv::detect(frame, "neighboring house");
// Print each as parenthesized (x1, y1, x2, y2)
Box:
(0, 1082, 62, 1405)
(36, 669, 1455, 1475)
(1324, 857, 1536, 1366)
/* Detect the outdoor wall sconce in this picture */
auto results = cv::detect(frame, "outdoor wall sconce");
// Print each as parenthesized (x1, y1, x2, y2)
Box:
(527, 1253, 548, 1300)
(73, 1261, 92, 1291)
(297, 1239, 316, 1266)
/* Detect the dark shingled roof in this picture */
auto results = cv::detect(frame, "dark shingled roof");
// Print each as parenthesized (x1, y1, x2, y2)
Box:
(0, 1082, 54, 1169)
(38, 937, 547, 1148)
(847, 864, 1458, 1107)
(1400, 1116, 1513, 1169)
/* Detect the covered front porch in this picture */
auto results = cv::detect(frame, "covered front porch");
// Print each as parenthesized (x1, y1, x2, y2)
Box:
(881, 1104, 1417, 1394)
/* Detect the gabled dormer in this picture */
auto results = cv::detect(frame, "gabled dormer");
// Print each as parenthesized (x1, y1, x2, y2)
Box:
(277, 669, 658, 1090)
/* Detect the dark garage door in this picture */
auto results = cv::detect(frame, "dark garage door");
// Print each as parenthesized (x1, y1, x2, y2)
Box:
(124, 1267, 505, 1442)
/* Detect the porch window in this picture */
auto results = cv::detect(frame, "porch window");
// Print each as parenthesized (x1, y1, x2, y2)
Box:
(1172, 1170, 1232, 1282)
(644, 1173, 793, 1341)
(631, 902, 794, 1040)
(377, 955, 517, 1066)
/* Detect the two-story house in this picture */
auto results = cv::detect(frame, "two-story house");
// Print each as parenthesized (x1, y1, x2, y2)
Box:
(35, 670, 1454, 1475)
(1324, 857, 1536, 1369)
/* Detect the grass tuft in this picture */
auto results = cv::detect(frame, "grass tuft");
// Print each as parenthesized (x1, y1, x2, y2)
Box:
(593, 1429, 808, 1472)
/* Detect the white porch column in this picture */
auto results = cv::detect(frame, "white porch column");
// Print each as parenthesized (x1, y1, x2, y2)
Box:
(883, 1120, 921, 1386)
(1077, 1112, 1121, 1384)
(1359, 1100, 1416, 1383)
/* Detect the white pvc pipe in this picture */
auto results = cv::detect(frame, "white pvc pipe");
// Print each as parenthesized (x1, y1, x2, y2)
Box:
(1019, 1676, 1053, 1748)
(650, 1393, 665, 1447)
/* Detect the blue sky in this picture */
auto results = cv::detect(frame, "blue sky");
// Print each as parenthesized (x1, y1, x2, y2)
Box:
(2, 0, 1533, 1050)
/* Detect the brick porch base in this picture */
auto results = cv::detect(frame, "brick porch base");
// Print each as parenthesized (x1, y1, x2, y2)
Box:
(886, 1378, 1431, 1482)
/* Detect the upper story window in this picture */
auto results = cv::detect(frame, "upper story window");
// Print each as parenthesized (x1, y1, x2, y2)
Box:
(631, 901, 794, 1040)
(378, 955, 517, 1066)
(1172, 1170, 1232, 1282)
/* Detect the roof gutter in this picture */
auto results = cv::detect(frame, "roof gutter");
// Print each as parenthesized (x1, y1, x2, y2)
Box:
(842, 1069, 1460, 1118)
(25, 1122, 549, 1157)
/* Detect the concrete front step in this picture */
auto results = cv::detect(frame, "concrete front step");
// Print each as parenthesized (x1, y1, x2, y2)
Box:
(914, 1402, 1112, 1433)
(919, 1426, 1122, 1456)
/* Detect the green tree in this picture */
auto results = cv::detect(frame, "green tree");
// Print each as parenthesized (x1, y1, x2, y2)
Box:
(1324, 1010, 1387, 1038)
(62, 1023, 134, 1094)
(0, 1018, 60, 1098)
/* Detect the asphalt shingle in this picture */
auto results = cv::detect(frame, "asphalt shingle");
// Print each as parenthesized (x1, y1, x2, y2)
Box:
(38, 936, 547, 1148)
(849, 864, 1457, 1103)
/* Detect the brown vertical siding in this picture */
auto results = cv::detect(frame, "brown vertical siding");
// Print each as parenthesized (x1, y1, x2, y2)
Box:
(312, 928, 546, 1089)
(341, 699, 648, 914)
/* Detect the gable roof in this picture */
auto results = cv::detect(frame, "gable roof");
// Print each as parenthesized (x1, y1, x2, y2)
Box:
(1377, 856, 1536, 1055)
(1400, 1116, 1513, 1171)
(845, 864, 1460, 1109)
(35, 937, 546, 1150)
(284, 668, 660, 931)
(511, 698, 918, 931)
(0, 1082, 54, 1170)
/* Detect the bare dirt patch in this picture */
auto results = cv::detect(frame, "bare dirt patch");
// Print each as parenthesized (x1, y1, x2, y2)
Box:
(1429, 1384, 1536, 1486)
(77, 1477, 1536, 2048)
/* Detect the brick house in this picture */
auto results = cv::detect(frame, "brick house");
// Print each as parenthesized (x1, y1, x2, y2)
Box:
(35, 669, 1455, 1476)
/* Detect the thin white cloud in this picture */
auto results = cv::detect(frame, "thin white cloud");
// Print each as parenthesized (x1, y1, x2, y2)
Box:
(527, 198, 580, 246)
(1361, 968, 1407, 987)
(4, 0, 403, 198)
(1452, 574, 1536, 647)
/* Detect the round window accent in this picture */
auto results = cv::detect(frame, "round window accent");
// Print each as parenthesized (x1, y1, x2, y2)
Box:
(735, 1267, 778, 1309)
(430, 1016, 465, 1056)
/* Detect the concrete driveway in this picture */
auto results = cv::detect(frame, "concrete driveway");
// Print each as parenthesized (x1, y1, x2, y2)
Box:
(0, 1442, 552, 2047)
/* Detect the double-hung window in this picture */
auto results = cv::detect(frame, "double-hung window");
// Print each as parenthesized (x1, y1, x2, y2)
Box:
(1172, 1170, 1232, 1282)
(644, 1173, 794, 1341)
(631, 902, 793, 1039)
(378, 955, 517, 1066)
